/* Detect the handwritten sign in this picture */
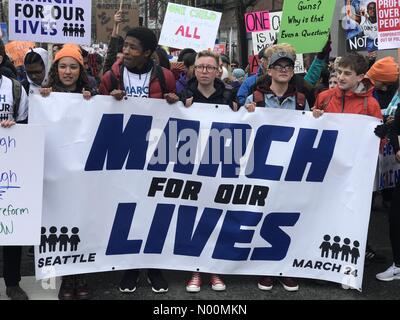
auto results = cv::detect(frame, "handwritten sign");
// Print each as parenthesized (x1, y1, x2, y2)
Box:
(252, 12, 282, 53)
(8, 0, 92, 45)
(5, 41, 35, 67)
(95, 2, 139, 43)
(245, 11, 271, 32)
(0, 126, 44, 245)
(158, 3, 222, 52)
(277, 0, 335, 54)
(377, 0, 400, 49)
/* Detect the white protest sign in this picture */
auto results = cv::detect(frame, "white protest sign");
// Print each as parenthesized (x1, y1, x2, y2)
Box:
(251, 12, 305, 74)
(0, 125, 44, 245)
(30, 93, 380, 291)
(9, 0, 92, 45)
(158, 3, 222, 52)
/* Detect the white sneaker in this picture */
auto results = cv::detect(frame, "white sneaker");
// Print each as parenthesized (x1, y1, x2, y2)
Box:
(376, 264, 400, 281)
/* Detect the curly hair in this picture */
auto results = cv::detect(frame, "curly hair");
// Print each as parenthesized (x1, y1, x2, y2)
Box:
(45, 60, 91, 92)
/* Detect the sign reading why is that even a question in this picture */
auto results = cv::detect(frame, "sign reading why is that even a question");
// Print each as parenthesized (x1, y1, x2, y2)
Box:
(9, 0, 92, 45)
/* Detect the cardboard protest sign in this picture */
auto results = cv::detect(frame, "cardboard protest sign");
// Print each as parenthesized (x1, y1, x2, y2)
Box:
(95, 2, 139, 43)
(5, 41, 35, 67)
(159, 3, 222, 52)
(9, 0, 92, 45)
(377, 0, 400, 50)
(245, 11, 271, 33)
(277, 0, 335, 54)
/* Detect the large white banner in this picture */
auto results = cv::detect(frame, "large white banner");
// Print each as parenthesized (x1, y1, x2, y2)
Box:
(9, 0, 92, 45)
(0, 125, 44, 245)
(158, 3, 222, 52)
(29, 93, 380, 290)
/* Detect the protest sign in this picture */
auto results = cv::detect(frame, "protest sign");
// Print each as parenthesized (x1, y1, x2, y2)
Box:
(0, 126, 44, 245)
(278, 0, 335, 54)
(252, 12, 282, 53)
(9, 0, 92, 45)
(95, 2, 139, 43)
(0, 23, 9, 44)
(30, 93, 380, 291)
(245, 11, 271, 33)
(5, 41, 35, 67)
(377, 0, 400, 50)
(158, 3, 222, 52)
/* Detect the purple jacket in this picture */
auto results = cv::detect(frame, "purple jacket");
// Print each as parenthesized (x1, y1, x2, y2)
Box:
(176, 73, 187, 94)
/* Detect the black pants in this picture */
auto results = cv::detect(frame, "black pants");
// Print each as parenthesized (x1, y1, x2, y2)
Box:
(389, 184, 400, 265)
(3, 246, 22, 287)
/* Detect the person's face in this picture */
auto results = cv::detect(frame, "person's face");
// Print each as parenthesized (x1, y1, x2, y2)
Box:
(26, 62, 45, 86)
(194, 56, 219, 86)
(328, 76, 338, 89)
(267, 59, 294, 84)
(57, 57, 80, 88)
(337, 66, 364, 92)
(123, 36, 150, 69)
(367, 3, 376, 18)
(373, 80, 388, 91)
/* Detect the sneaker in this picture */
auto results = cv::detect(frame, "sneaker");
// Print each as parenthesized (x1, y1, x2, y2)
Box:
(58, 276, 75, 300)
(376, 263, 400, 281)
(365, 245, 386, 263)
(6, 286, 28, 300)
(210, 274, 226, 291)
(119, 269, 139, 293)
(147, 269, 168, 293)
(278, 277, 299, 292)
(186, 272, 202, 293)
(258, 276, 274, 291)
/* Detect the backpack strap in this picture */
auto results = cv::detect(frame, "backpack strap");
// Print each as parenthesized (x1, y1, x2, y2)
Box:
(11, 78, 22, 121)
(155, 65, 168, 96)
(253, 89, 265, 108)
(295, 92, 306, 110)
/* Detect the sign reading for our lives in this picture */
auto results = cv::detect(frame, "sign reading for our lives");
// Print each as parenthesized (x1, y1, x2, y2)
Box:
(245, 11, 271, 33)
(30, 93, 380, 291)
(0, 126, 44, 245)
(277, 0, 336, 54)
(9, 0, 92, 45)
(377, 0, 400, 50)
(158, 3, 222, 52)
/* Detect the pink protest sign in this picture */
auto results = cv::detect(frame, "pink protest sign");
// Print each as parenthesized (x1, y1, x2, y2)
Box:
(245, 11, 271, 33)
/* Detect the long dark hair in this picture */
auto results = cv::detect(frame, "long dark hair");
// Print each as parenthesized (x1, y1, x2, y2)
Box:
(45, 60, 91, 92)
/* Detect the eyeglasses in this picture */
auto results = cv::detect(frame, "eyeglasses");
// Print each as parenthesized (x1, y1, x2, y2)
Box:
(270, 64, 294, 72)
(194, 65, 219, 72)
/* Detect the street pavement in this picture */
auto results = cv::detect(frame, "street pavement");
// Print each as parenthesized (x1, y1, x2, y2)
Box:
(0, 195, 399, 301)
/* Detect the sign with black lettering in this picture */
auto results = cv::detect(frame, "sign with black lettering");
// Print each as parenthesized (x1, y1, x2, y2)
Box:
(9, 0, 92, 45)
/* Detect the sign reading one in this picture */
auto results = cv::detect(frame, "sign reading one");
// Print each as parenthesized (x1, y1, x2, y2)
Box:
(245, 11, 271, 33)
(9, 0, 92, 45)
(158, 3, 222, 52)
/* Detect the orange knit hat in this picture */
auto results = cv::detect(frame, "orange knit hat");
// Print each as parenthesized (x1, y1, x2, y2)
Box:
(366, 56, 399, 84)
(54, 44, 84, 66)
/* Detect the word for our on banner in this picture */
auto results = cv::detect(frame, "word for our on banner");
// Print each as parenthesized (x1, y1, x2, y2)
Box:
(84, 115, 339, 183)
(14, 2, 84, 36)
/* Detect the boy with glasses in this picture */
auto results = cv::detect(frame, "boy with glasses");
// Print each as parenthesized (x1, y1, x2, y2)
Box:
(244, 46, 309, 113)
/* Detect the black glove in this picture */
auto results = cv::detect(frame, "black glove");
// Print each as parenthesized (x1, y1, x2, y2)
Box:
(374, 124, 388, 138)
(317, 36, 331, 60)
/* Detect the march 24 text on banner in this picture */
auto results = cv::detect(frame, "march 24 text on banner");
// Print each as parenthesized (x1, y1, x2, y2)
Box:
(9, 0, 92, 45)
(158, 3, 222, 52)
(30, 93, 380, 290)
(278, 0, 336, 54)
(0, 126, 44, 245)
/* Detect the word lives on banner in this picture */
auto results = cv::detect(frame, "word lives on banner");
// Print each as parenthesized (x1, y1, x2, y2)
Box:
(29, 93, 380, 290)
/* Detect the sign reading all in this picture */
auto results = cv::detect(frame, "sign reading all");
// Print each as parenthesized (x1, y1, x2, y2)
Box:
(9, 0, 92, 45)
(158, 3, 222, 52)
